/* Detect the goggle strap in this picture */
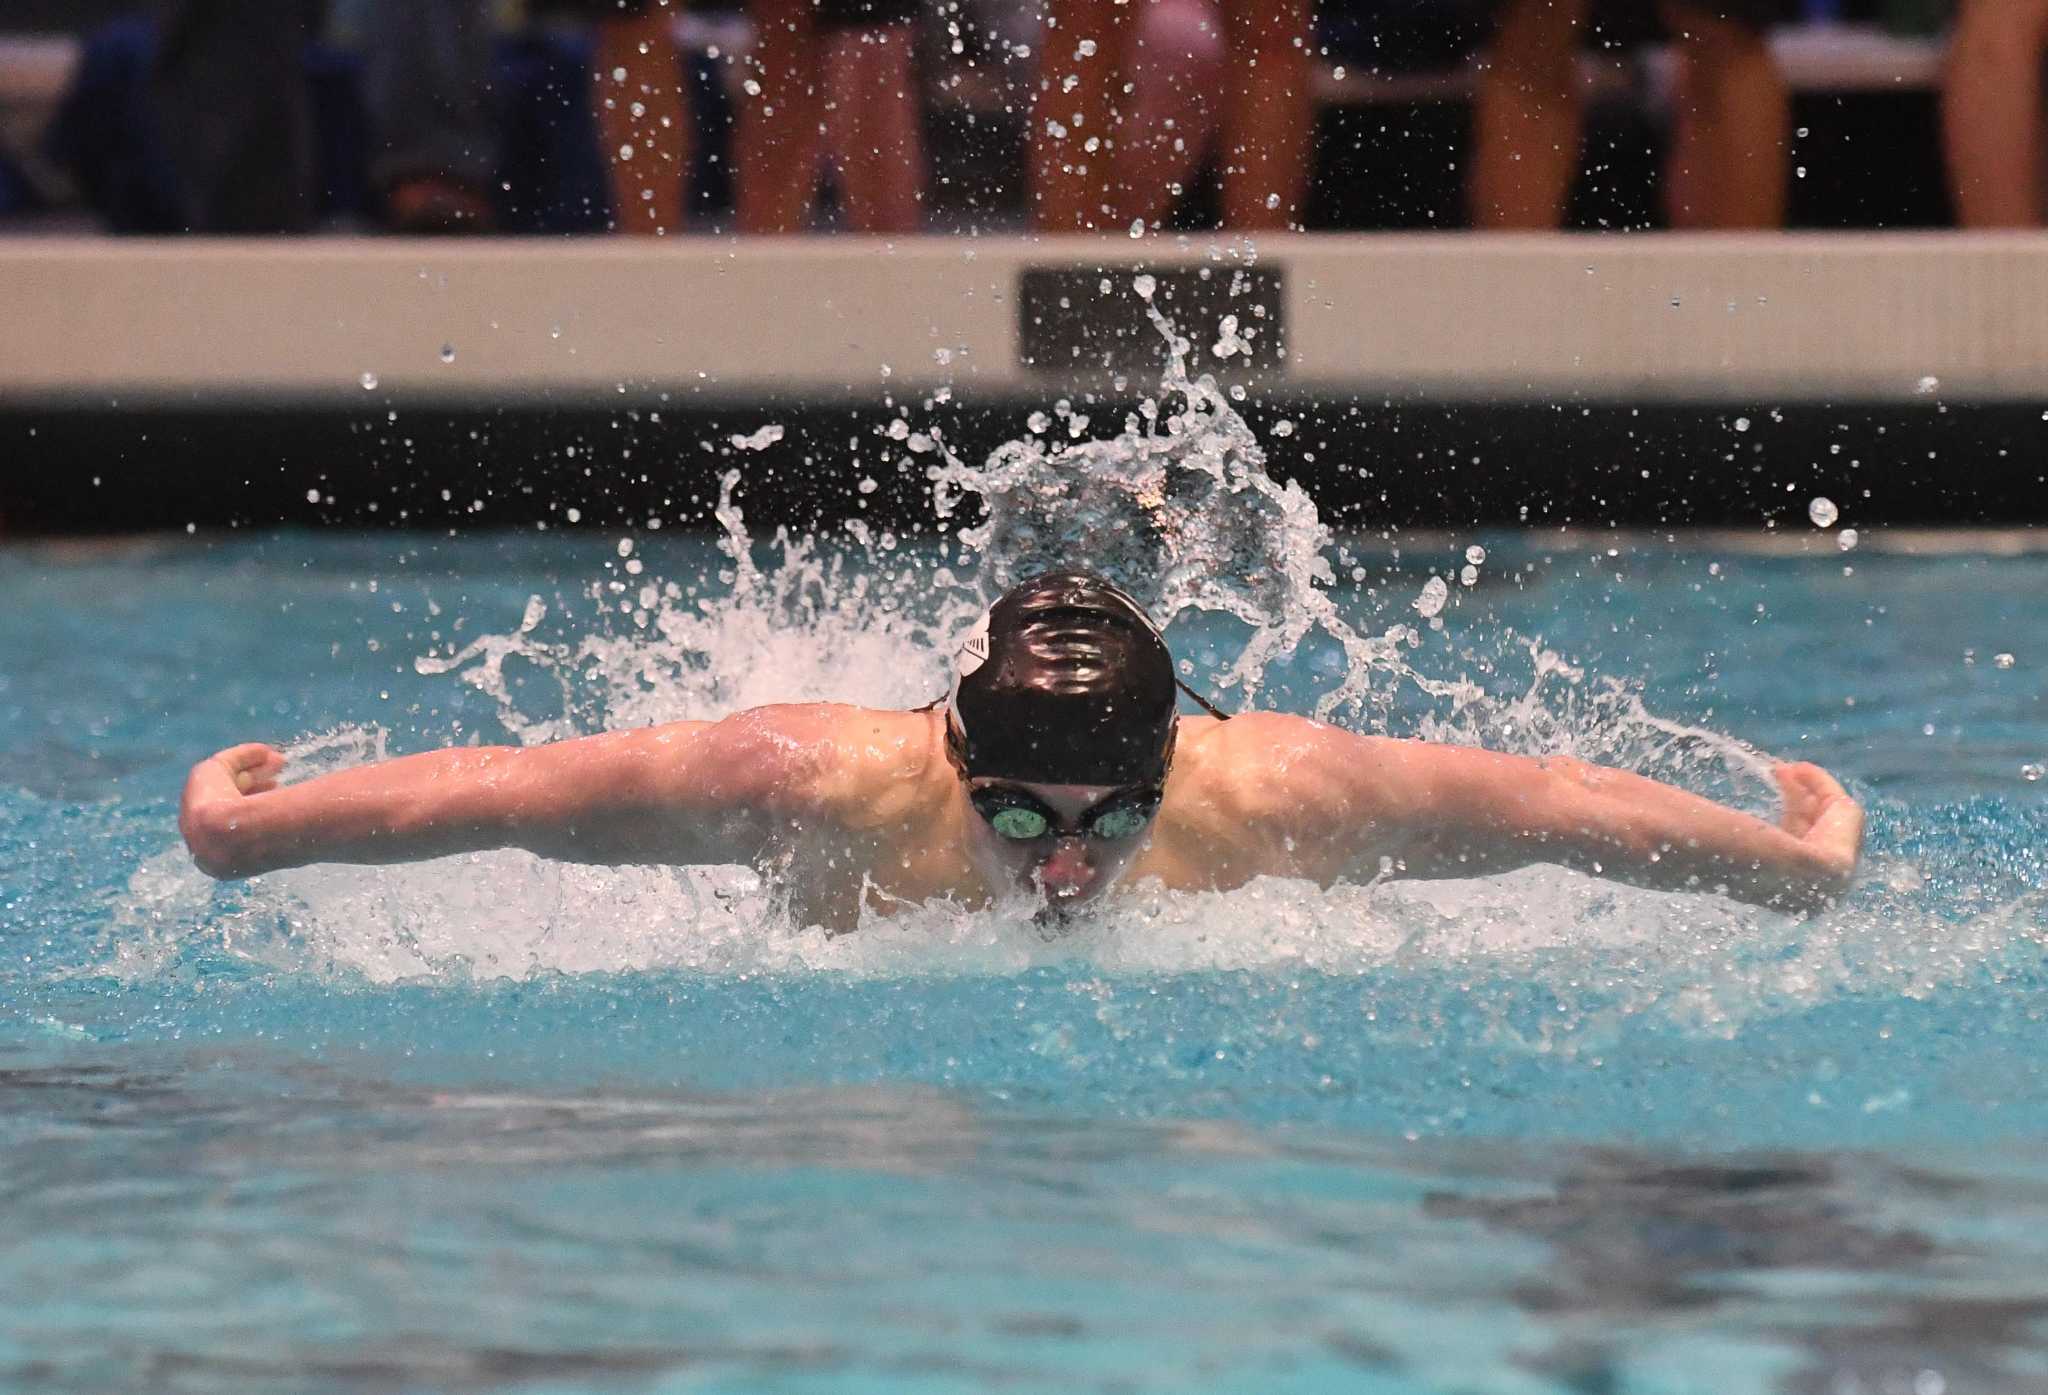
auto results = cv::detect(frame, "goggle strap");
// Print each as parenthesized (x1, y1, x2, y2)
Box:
(1174, 678, 1232, 721)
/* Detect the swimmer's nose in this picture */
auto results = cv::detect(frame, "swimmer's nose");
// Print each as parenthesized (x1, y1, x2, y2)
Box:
(1036, 837, 1098, 899)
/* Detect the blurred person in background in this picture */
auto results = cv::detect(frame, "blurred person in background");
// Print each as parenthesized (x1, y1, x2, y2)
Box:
(1031, 0, 1312, 231)
(1942, 0, 2046, 225)
(1470, 0, 1791, 228)
(149, 0, 325, 231)
(1113, 0, 1227, 229)
(358, 0, 499, 231)
(566, 0, 694, 234)
(361, 0, 690, 233)
(735, 0, 926, 232)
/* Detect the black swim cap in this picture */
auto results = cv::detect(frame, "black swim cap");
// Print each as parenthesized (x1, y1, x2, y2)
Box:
(946, 571, 1178, 786)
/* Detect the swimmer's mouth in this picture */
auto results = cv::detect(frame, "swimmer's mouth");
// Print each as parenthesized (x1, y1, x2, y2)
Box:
(1032, 900, 1082, 938)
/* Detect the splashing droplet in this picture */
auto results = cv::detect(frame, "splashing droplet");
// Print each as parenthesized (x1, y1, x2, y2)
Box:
(1132, 273, 1156, 300)
(1733, 416, 1750, 433)
(359, 371, 379, 391)
(1837, 527, 1858, 552)
(1808, 497, 1839, 529)
(1916, 375, 1940, 395)
(1994, 652, 2016, 669)
(439, 344, 456, 364)
(1465, 545, 1486, 565)
(1128, 218, 1146, 239)
(1414, 575, 1449, 618)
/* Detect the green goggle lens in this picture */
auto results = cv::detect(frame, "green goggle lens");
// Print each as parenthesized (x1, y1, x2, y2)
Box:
(1089, 807, 1150, 841)
(989, 807, 1051, 840)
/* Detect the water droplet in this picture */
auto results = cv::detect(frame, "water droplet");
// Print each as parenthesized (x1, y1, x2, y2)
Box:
(1796, 125, 1809, 138)
(616, 538, 634, 558)
(1459, 565, 1478, 586)
(610, 65, 627, 81)
(1733, 416, 1750, 432)
(1265, 193, 1280, 210)
(1994, 652, 2016, 669)
(565, 507, 582, 523)
(1132, 273, 1156, 300)
(742, 78, 761, 96)
(1795, 165, 1807, 179)
(305, 488, 321, 503)
(1128, 218, 1146, 238)
(617, 143, 634, 161)
(439, 344, 456, 364)
(857, 476, 879, 495)
(1916, 375, 1940, 395)
(1413, 575, 1449, 618)
(1271, 419, 1294, 437)
(1465, 544, 1486, 565)
(1027, 410, 1050, 433)
(1808, 497, 1839, 528)
(1837, 527, 1858, 551)
(359, 371, 379, 390)
(1075, 37, 1097, 56)
(2024, 763, 2045, 781)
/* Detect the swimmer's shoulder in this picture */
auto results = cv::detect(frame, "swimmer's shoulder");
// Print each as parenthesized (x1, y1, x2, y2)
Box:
(1173, 710, 1398, 825)
(718, 703, 949, 830)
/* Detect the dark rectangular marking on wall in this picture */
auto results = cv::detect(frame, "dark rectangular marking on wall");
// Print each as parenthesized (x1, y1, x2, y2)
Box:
(1017, 266, 1287, 377)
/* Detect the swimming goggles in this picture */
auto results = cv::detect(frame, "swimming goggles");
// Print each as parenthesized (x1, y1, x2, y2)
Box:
(968, 785, 1161, 842)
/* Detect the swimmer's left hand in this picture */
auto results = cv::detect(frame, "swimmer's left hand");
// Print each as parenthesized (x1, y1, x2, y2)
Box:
(180, 744, 287, 878)
(1774, 761, 1864, 895)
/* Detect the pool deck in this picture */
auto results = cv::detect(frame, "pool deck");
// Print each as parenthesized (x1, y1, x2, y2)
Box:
(4, 233, 2048, 405)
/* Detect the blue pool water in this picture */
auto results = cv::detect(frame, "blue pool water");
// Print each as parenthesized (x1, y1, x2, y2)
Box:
(3, 528, 2046, 1395)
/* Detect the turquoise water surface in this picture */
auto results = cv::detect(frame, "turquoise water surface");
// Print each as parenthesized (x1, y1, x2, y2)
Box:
(3, 529, 2046, 1395)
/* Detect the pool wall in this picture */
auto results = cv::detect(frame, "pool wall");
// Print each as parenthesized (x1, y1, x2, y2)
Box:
(2, 234, 2045, 533)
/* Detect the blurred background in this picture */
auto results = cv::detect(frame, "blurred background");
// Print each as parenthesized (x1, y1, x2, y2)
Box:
(0, 0, 1994, 234)
(0, 0, 2042, 537)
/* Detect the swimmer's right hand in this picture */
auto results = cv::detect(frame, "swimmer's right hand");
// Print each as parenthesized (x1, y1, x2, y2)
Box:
(1773, 761, 1864, 900)
(179, 743, 286, 878)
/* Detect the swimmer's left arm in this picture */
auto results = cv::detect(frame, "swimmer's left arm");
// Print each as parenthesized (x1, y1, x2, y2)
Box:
(1300, 732, 1863, 912)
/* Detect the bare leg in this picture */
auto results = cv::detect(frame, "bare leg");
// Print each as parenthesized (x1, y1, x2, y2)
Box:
(1943, 0, 2048, 227)
(820, 25, 926, 232)
(1219, 0, 1312, 228)
(595, 4, 691, 236)
(1468, 0, 1587, 228)
(1114, 0, 1225, 226)
(1031, 0, 1130, 230)
(739, 0, 825, 233)
(1663, 4, 1787, 229)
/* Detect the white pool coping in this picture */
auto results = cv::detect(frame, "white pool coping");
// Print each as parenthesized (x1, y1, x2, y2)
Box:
(3, 232, 2046, 404)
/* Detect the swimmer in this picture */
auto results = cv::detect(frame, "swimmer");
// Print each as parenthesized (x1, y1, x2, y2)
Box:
(180, 570, 1864, 931)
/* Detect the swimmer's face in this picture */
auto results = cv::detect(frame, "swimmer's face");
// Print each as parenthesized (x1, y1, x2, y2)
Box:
(961, 778, 1161, 911)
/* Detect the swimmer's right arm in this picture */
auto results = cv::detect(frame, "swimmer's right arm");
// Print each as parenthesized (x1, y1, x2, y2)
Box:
(179, 712, 822, 878)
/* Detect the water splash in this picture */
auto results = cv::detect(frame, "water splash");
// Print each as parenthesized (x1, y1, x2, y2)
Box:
(114, 304, 1988, 1041)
